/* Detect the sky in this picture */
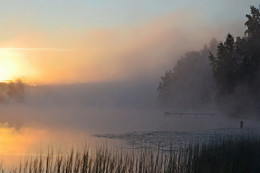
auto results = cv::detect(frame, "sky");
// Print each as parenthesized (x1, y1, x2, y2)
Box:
(0, 0, 259, 84)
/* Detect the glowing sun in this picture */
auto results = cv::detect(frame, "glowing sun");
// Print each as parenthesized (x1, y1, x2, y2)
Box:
(0, 49, 31, 82)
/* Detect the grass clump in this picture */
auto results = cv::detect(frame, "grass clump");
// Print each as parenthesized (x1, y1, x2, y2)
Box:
(191, 136, 260, 173)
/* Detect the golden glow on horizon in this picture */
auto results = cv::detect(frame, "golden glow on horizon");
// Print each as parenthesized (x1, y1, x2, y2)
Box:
(0, 49, 36, 83)
(0, 9, 212, 85)
(0, 49, 19, 82)
(0, 49, 24, 82)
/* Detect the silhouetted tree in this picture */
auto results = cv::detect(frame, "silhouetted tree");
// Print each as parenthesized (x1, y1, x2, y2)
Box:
(0, 80, 24, 102)
(209, 6, 260, 117)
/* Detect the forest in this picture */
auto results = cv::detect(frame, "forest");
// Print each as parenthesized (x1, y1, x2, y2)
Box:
(158, 6, 260, 118)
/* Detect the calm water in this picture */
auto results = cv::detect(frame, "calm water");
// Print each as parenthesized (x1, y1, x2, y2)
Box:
(94, 128, 260, 151)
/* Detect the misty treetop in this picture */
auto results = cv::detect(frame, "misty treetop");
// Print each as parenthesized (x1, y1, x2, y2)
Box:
(158, 5, 260, 118)
(157, 39, 217, 112)
(209, 5, 260, 117)
(209, 6, 260, 94)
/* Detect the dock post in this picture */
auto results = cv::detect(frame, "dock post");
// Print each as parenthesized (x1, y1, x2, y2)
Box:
(240, 121, 243, 129)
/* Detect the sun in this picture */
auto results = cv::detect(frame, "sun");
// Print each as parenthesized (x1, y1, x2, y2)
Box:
(0, 49, 28, 82)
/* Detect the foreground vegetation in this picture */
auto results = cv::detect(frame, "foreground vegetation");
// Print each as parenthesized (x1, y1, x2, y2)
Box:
(2, 135, 260, 173)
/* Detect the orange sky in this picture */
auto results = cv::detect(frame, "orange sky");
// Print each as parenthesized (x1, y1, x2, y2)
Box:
(0, 1, 255, 85)
(0, 12, 234, 85)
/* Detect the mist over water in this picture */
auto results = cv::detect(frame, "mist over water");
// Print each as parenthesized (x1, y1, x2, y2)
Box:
(1, 58, 260, 169)
(1, 40, 260, 162)
(1, 79, 259, 134)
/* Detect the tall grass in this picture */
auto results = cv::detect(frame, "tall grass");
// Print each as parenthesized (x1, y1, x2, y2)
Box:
(3, 135, 260, 173)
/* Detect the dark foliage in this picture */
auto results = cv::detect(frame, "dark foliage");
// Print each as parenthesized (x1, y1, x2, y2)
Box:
(209, 6, 260, 117)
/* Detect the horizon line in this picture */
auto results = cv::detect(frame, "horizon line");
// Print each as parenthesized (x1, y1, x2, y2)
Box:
(0, 47, 74, 52)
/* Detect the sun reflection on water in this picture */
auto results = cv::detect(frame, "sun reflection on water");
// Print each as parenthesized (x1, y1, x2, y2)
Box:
(0, 123, 47, 155)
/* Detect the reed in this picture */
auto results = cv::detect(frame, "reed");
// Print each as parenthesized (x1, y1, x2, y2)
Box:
(2, 135, 260, 173)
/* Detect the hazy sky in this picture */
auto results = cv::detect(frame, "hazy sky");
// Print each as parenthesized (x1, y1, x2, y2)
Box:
(0, 0, 259, 84)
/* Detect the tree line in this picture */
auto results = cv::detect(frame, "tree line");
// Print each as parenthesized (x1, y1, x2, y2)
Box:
(158, 6, 260, 118)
